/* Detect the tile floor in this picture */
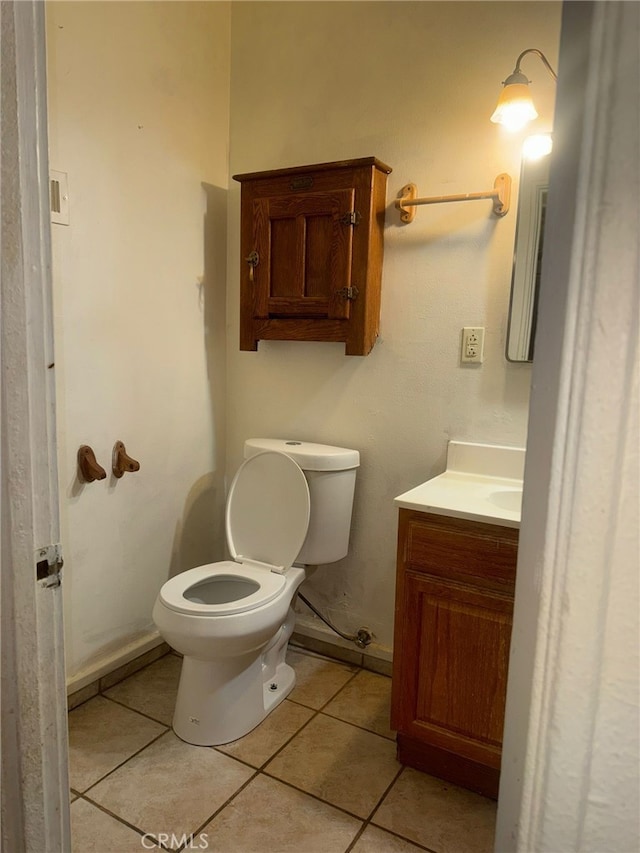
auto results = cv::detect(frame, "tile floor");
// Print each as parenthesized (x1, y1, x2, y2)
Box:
(68, 648, 497, 853)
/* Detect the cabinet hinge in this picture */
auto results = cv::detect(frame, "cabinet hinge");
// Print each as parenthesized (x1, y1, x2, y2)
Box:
(337, 286, 359, 301)
(36, 543, 64, 588)
(339, 211, 361, 226)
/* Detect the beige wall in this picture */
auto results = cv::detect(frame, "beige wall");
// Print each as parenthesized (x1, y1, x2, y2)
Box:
(48, 1, 561, 677)
(46, 1, 231, 678)
(227, 2, 561, 653)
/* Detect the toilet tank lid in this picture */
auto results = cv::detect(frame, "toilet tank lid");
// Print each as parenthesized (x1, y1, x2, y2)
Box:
(244, 439, 359, 472)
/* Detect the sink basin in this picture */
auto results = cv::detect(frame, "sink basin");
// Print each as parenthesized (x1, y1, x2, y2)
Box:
(488, 489, 522, 512)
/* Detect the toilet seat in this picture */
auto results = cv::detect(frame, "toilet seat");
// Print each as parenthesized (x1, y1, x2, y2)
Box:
(160, 451, 310, 617)
(159, 562, 288, 616)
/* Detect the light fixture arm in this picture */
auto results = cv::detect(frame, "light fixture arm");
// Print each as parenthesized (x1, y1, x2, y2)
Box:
(511, 48, 557, 82)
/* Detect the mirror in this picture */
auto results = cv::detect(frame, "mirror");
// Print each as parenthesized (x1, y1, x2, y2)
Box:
(506, 136, 552, 362)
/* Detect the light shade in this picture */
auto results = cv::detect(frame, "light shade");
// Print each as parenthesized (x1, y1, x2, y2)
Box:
(491, 82, 538, 132)
(491, 51, 557, 133)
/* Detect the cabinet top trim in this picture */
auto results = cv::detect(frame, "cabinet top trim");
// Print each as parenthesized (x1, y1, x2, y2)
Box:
(233, 156, 393, 183)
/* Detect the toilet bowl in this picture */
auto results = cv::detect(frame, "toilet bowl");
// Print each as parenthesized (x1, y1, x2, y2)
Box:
(153, 439, 359, 746)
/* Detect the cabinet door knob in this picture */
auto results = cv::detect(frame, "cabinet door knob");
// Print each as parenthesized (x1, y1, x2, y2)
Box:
(245, 250, 259, 282)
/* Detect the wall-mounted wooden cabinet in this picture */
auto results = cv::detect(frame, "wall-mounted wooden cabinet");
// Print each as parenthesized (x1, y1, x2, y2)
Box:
(233, 157, 391, 356)
(391, 509, 519, 799)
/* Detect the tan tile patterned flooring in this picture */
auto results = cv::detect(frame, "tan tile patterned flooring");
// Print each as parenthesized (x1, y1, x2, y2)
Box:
(68, 648, 496, 852)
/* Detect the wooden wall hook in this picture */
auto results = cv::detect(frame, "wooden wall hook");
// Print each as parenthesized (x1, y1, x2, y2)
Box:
(112, 441, 140, 478)
(77, 445, 107, 483)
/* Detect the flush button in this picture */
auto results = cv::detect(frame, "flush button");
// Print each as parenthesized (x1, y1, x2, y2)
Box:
(285, 441, 302, 445)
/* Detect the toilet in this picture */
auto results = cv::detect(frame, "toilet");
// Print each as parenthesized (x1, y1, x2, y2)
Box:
(152, 438, 359, 746)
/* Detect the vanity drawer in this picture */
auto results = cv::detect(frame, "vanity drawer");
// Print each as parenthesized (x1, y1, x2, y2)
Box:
(398, 509, 518, 593)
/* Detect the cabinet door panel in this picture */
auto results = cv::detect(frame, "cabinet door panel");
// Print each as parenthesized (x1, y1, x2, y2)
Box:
(252, 189, 354, 320)
(270, 217, 299, 298)
(398, 572, 512, 767)
(416, 589, 512, 745)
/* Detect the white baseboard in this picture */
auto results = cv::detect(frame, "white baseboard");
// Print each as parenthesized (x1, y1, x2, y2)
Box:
(66, 618, 392, 696)
(66, 630, 165, 695)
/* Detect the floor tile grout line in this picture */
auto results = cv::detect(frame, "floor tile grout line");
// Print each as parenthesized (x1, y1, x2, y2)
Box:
(173, 769, 261, 853)
(67, 702, 452, 851)
(77, 727, 169, 797)
(281, 666, 363, 717)
(318, 707, 397, 742)
(315, 668, 362, 710)
(259, 767, 371, 823)
(254, 675, 387, 776)
(366, 764, 405, 826)
(69, 690, 170, 731)
(74, 676, 380, 829)
(74, 738, 418, 853)
(365, 765, 441, 853)
(78, 793, 173, 851)
(270, 694, 397, 749)
(252, 704, 322, 772)
(211, 700, 398, 821)
(181, 715, 390, 853)
(345, 762, 404, 851)
(213, 674, 400, 824)
(70, 650, 425, 850)
(342, 822, 369, 853)
(368, 825, 440, 853)
(101, 692, 174, 728)
(342, 764, 442, 853)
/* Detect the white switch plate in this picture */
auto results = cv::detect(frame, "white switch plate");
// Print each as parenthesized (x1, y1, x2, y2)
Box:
(461, 326, 485, 363)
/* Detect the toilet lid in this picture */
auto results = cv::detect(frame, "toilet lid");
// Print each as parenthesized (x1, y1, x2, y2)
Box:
(226, 450, 310, 572)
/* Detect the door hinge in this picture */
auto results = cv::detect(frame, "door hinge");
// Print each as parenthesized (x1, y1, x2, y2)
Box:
(36, 544, 64, 588)
(339, 211, 361, 226)
(337, 286, 359, 301)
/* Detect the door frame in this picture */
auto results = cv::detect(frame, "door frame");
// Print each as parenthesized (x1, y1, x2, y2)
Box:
(496, 2, 639, 849)
(1, 1, 70, 849)
(1, 1, 637, 851)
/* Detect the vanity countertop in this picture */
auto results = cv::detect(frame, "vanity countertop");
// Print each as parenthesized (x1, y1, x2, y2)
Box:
(394, 441, 525, 528)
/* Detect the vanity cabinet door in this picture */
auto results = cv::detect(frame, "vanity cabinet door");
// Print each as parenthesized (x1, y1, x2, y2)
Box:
(391, 509, 518, 799)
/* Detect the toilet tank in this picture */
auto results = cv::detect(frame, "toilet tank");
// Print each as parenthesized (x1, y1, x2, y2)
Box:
(244, 439, 359, 565)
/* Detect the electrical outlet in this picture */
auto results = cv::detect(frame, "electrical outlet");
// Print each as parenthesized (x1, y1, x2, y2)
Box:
(461, 326, 485, 363)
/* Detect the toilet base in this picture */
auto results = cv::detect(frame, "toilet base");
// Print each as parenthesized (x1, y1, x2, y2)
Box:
(172, 609, 298, 746)
(263, 661, 296, 715)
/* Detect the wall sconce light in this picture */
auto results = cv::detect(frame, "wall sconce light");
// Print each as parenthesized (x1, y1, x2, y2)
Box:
(491, 48, 557, 132)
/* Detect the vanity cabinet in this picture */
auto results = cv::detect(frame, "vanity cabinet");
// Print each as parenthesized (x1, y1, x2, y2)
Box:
(233, 157, 391, 355)
(391, 509, 518, 799)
